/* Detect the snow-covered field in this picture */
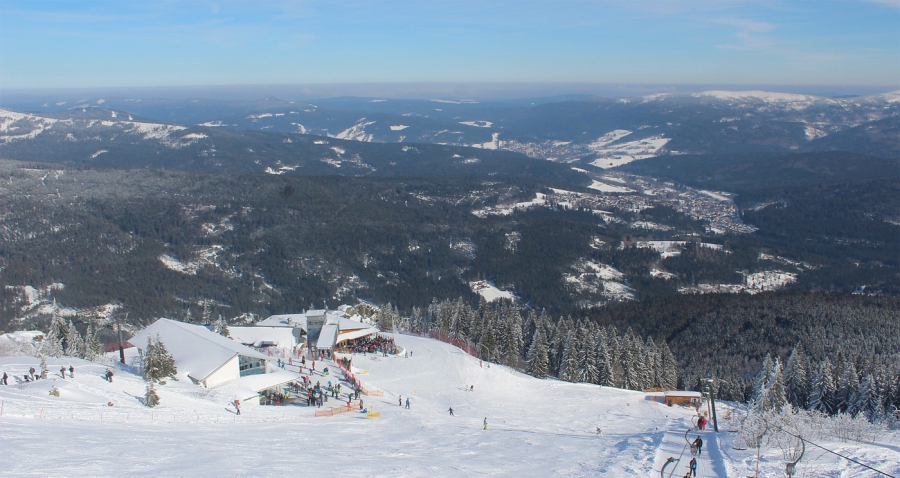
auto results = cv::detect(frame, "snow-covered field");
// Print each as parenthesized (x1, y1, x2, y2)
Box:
(469, 280, 514, 302)
(1, 334, 897, 477)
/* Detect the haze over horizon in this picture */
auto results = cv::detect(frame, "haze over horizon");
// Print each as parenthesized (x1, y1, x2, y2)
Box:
(1, 0, 898, 100)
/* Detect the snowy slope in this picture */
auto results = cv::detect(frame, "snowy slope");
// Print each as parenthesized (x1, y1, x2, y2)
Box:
(1, 335, 897, 477)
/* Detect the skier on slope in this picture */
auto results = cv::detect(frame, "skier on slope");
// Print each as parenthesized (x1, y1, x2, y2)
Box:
(406, 398, 410, 409)
(483, 417, 488, 430)
(448, 407, 454, 416)
(68, 365, 74, 378)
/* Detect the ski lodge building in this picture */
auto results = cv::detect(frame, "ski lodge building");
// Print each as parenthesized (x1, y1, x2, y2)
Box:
(129, 318, 301, 404)
(663, 390, 704, 407)
(253, 309, 379, 355)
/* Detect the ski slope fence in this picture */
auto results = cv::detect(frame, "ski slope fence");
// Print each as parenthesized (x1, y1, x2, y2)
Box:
(314, 404, 355, 417)
(0, 402, 306, 425)
(336, 362, 383, 397)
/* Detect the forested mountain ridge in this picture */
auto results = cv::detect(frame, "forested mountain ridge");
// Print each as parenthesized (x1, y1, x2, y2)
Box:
(0, 108, 588, 188)
(4, 89, 898, 164)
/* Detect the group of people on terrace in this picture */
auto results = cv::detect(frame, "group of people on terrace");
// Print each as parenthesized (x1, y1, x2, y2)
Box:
(338, 334, 398, 355)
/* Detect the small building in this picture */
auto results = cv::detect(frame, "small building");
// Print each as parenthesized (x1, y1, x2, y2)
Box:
(129, 318, 300, 404)
(254, 309, 379, 354)
(664, 390, 704, 407)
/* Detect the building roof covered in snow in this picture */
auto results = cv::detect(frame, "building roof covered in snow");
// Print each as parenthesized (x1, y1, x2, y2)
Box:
(255, 314, 308, 330)
(215, 369, 302, 401)
(228, 326, 298, 350)
(129, 318, 268, 383)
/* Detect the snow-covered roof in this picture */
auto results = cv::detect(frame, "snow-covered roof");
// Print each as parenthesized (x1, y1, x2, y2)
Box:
(256, 314, 308, 330)
(664, 390, 702, 398)
(215, 369, 302, 400)
(228, 326, 298, 349)
(129, 319, 268, 382)
(336, 327, 379, 344)
(316, 323, 339, 349)
(338, 317, 371, 331)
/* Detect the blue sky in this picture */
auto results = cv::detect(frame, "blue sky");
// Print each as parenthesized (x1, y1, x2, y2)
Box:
(1, 0, 898, 96)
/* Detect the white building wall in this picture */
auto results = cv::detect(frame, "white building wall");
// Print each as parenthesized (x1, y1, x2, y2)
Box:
(203, 355, 241, 389)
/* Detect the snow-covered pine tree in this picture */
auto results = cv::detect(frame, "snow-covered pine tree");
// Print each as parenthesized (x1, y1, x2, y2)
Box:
(215, 315, 230, 338)
(41, 319, 64, 358)
(502, 306, 523, 368)
(144, 382, 160, 407)
(768, 357, 788, 412)
(751, 354, 774, 411)
(605, 326, 624, 388)
(658, 341, 679, 390)
(83, 321, 102, 361)
(479, 319, 498, 363)
(559, 329, 579, 382)
(65, 320, 84, 358)
(143, 334, 177, 383)
(548, 317, 570, 377)
(644, 336, 659, 389)
(39, 354, 48, 379)
(522, 310, 538, 353)
(784, 343, 809, 409)
(526, 325, 550, 379)
(809, 359, 837, 414)
(142, 336, 157, 381)
(202, 301, 212, 325)
(836, 362, 860, 414)
(621, 333, 638, 391)
(849, 373, 879, 420)
(153, 334, 177, 381)
(574, 324, 591, 382)
(580, 326, 599, 384)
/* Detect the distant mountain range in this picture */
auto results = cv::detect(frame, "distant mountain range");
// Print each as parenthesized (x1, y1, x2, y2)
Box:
(4, 89, 898, 167)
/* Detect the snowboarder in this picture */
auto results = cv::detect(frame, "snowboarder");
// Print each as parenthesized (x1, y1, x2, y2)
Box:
(105, 369, 114, 382)
(689, 457, 697, 477)
(60, 366, 66, 379)
(235, 399, 241, 415)
(596, 427, 602, 437)
(405, 398, 410, 409)
(399, 396, 403, 406)
(693, 436, 703, 455)
(483, 417, 488, 430)
(448, 407, 454, 416)
(1, 372, 7, 385)
(68, 365, 74, 378)
(470, 385, 474, 392)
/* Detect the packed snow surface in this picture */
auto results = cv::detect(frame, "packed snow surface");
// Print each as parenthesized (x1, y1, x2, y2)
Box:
(469, 280, 514, 302)
(589, 135, 670, 169)
(587, 180, 634, 193)
(0, 334, 898, 476)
